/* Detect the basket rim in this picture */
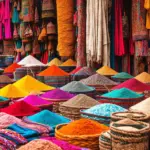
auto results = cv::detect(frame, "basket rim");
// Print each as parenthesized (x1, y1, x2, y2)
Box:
(55, 123, 103, 138)
(98, 96, 144, 100)
(41, 97, 70, 102)
(111, 111, 149, 121)
(110, 121, 150, 134)
(80, 110, 111, 119)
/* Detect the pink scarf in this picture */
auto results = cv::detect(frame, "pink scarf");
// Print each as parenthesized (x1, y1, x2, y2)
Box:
(0, 1, 4, 40)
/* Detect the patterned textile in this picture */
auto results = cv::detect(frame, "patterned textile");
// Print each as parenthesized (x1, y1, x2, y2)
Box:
(135, 40, 150, 56)
(0, 129, 27, 145)
(0, 136, 16, 150)
(7, 124, 40, 141)
(114, 0, 125, 56)
(76, 0, 86, 67)
(86, 0, 110, 66)
(132, 0, 148, 41)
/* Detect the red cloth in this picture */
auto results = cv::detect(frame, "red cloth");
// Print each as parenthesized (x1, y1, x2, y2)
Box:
(1, 101, 40, 117)
(115, 0, 125, 56)
(112, 78, 150, 92)
(69, 67, 82, 74)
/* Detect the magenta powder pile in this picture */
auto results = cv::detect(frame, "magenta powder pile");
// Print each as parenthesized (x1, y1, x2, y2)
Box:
(42, 137, 88, 150)
(23, 95, 52, 106)
(41, 89, 75, 100)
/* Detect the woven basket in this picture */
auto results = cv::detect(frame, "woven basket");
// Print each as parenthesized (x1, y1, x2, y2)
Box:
(59, 66, 76, 73)
(110, 121, 150, 150)
(97, 96, 145, 109)
(41, 97, 69, 113)
(99, 131, 111, 150)
(111, 111, 150, 123)
(14, 68, 27, 80)
(44, 76, 70, 88)
(59, 105, 84, 120)
(55, 124, 100, 150)
(71, 75, 90, 81)
(81, 110, 110, 125)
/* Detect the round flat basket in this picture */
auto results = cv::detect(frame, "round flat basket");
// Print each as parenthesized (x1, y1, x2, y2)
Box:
(111, 111, 150, 123)
(55, 124, 100, 150)
(81, 111, 110, 125)
(97, 96, 145, 109)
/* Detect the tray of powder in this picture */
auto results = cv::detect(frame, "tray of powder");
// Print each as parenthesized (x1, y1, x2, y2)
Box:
(59, 94, 99, 120)
(96, 66, 118, 78)
(55, 119, 109, 150)
(71, 67, 95, 81)
(97, 88, 144, 108)
(80, 73, 117, 93)
(111, 72, 133, 83)
(59, 59, 76, 72)
(38, 65, 70, 88)
(81, 103, 127, 125)
(60, 81, 96, 98)
(41, 89, 75, 113)
(0, 75, 14, 88)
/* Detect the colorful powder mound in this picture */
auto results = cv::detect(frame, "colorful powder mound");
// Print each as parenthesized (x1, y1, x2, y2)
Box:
(130, 97, 150, 115)
(101, 88, 143, 99)
(70, 67, 82, 74)
(18, 55, 46, 67)
(0, 84, 28, 98)
(112, 78, 150, 92)
(47, 58, 62, 66)
(74, 67, 95, 76)
(1, 101, 40, 117)
(80, 73, 117, 85)
(38, 65, 69, 76)
(42, 137, 87, 150)
(26, 110, 70, 129)
(112, 72, 133, 79)
(61, 59, 77, 66)
(135, 72, 150, 83)
(22, 95, 52, 106)
(13, 75, 55, 93)
(41, 89, 75, 100)
(0, 75, 13, 83)
(17, 139, 62, 150)
(58, 118, 109, 136)
(4, 63, 21, 73)
(82, 103, 126, 118)
(61, 94, 99, 108)
(60, 81, 95, 93)
(0, 96, 8, 102)
(96, 66, 118, 76)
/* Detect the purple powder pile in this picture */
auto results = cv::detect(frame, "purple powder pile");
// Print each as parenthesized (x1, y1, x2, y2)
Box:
(23, 95, 52, 106)
(41, 137, 89, 150)
(41, 89, 75, 100)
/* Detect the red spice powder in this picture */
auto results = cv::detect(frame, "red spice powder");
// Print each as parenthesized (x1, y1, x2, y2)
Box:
(112, 78, 150, 92)
(4, 63, 21, 73)
(38, 65, 69, 76)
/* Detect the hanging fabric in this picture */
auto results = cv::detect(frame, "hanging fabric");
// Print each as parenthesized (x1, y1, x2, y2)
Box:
(4, 0, 12, 39)
(56, 0, 75, 57)
(76, 0, 86, 67)
(0, 1, 4, 40)
(114, 0, 125, 56)
(86, 0, 110, 66)
(132, 0, 148, 41)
